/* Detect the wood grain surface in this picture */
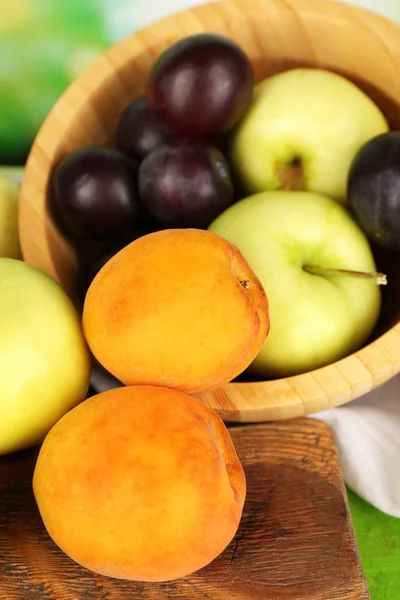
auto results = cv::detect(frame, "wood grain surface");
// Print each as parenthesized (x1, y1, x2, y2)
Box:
(18, 0, 400, 422)
(0, 419, 370, 599)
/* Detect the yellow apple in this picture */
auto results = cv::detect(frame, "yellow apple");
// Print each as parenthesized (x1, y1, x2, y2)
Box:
(209, 191, 382, 378)
(0, 173, 22, 259)
(0, 259, 91, 455)
(229, 68, 389, 203)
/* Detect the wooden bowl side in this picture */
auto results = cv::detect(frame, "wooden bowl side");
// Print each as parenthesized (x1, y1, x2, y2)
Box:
(19, 0, 400, 419)
(195, 328, 400, 421)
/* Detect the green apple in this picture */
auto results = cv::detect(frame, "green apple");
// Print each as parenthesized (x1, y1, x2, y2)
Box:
(229, 68, 389, 202)
(209, 190, 382, 378)
(0, 173, 22, 259)
(0, 259, 91, 454)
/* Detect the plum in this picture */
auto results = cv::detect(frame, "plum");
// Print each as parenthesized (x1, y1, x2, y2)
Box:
(52, 146, 140, 238)
(348, 132, 400, 251)
(116, 96, 170, 161)
(138, 140, 234, 228)
(146, 33, 254, 137)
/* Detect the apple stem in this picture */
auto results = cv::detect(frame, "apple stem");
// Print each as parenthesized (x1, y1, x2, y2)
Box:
(303, 265, 387, 285)
(276, 156, 303, 190)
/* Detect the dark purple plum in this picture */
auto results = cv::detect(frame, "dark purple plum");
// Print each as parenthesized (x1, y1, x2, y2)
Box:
(52, 146, 140, 238)
(115, 96, 170, 161)
(348, 132, 400, 251)
(138, 141, 234, 228)
(146, 33, 254, 137)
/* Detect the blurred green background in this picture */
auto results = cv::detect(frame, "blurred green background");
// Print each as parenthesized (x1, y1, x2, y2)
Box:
(1, 0, 398, 165)
(0, 0, 142, 164)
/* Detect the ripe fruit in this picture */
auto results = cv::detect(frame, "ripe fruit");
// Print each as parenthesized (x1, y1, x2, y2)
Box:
(33, 385, 246, 581)
(209, 190, 382, 378)
(146, 33, 254, 137)
(82, 228, 269, 393)
(348, 131, 400, 251)
(52, 146, 140, 238)
(229, 68, 389, 202)
(0, 259, 91, 455)
(138, 141, 234, 227)
(115, 96, 170, 161)
(0, 173, 21, 259)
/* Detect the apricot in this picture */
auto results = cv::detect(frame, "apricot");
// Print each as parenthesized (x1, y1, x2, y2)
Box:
(82, 229, 269, 393)
(33, 385, 246, 581)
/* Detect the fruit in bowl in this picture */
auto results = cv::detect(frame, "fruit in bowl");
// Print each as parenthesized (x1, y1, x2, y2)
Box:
(146, 33, 254, 137)
(52, 146, 141, 239)
(115, 96, 171, 161)
(19, 0, 400, 422)
(208, 190, 384, 378)
(348, 131, 400, 251)
(229, 68, 389, 202)
(50, 36, 389, 385)
(138, 140, 235, 227)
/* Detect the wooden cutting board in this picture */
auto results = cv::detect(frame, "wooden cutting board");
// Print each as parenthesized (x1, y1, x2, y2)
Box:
(0, 419, 370, 600)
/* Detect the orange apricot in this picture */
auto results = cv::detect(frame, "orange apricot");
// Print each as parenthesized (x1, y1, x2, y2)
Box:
(33, 385, 246, 581)
(82, 229, 269, 393)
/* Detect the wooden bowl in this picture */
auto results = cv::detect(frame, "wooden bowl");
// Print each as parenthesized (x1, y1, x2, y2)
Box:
(19, 0, 400, 422)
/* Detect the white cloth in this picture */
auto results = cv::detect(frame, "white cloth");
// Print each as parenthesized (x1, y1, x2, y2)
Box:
(313, 375, 400, 517)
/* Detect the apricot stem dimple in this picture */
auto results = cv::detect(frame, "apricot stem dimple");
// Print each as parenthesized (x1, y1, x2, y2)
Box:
(239, 279, 250, 290)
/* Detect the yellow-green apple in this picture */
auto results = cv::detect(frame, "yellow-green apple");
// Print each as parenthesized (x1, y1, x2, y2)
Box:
(229, 68, 388, 202)
(209, 190, 383, 378)
(0, 259, 91, 454)
(0, 173, 22, 258)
